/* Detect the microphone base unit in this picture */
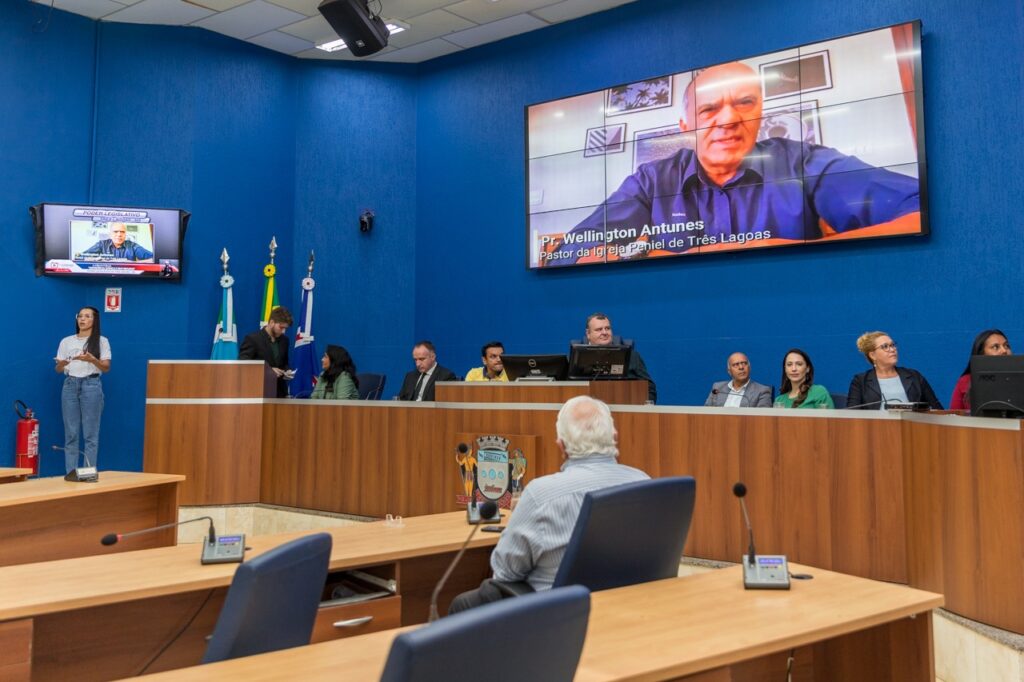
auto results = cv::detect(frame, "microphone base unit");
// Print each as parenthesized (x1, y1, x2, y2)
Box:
(200, 534, 247, 564)
(466, 503, 501, 525)
(64, 466, 98, 483)
(742, 554, 791, 590)
(885, 401, 930, 412)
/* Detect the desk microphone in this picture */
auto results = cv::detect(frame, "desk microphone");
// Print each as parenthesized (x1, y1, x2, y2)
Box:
(101, 516, 246, 565)
(101, 515, 216, 546)
(732, 482, 789, 590)
(429, 500, 498, 622)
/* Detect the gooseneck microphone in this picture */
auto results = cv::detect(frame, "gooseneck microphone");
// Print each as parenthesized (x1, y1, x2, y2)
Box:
(732, 482, 790, 590)
(102, 516, 246, 565)
(732, 482, 756, 568)
(429, 500, 498, 623)
(101, 516, 217, 547)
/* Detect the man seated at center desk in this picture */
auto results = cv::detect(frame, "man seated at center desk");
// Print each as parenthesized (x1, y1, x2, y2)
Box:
(577, 312, 657, 403)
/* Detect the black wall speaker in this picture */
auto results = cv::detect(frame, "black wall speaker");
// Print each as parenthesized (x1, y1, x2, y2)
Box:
(317, 0, 389, 57)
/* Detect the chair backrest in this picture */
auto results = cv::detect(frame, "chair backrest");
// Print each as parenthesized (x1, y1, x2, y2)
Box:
(202, 533, 332, 664)
(357, 373, 386, 400)
(831, 392, 848, 409)
(553, 476, 696, 592)
(379, 585, 590, 682)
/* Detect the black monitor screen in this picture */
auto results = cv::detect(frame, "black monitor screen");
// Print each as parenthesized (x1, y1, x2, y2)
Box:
(969, 355, 1024, 418)
(568, 344, 633, 380)
(31, 202, 189, 279)
(502, 354, 569, 381)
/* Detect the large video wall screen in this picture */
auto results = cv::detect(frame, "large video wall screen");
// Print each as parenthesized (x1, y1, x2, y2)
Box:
(526, 21, 926, 269)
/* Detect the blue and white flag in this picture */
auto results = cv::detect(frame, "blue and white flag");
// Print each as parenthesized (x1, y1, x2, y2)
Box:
(291, 270, 318, 398)
(211, 251, 238, 359)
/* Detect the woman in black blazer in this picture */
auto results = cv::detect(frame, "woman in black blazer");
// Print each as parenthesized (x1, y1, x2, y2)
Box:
(846, 331, 943, 410)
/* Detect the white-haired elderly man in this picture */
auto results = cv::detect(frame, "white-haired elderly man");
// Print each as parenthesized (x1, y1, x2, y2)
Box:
(448, 395, 649, 613)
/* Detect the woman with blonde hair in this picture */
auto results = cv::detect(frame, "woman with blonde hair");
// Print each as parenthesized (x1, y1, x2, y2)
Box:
(846, 331, 942, 409)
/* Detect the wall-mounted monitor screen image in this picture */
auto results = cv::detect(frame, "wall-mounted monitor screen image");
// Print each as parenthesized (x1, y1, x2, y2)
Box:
(31, 203, 190, 279)
(526, 21, 926, 269)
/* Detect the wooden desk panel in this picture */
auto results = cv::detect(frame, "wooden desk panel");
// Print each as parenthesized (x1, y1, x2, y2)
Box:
(144, 404, 261, 505)
(136, 564, 942, 682)
(435, 380, 648, 405)
(0, 472, 181, 567)
(0, 468, 32, 484)
(903, 419, 1024, 633)
(145, 361, 270, 399)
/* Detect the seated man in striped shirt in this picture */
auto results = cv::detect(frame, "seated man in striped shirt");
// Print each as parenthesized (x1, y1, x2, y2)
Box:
(449, 395, 649, 613)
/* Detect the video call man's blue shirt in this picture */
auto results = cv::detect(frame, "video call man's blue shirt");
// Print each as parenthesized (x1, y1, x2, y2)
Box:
(81, 239, 154, 261)
(549, 137, 920, 264)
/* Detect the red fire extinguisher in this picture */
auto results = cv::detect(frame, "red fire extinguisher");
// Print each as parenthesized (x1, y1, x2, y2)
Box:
(15, 400, 39, 476)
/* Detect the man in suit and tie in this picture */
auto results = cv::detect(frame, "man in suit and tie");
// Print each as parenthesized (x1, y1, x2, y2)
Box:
(704, 352, 772, 407)
(397, 340, 457, 401)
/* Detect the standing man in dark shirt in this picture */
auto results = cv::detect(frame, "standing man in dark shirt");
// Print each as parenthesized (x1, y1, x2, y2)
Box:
(239, 306, 293, 398)
(582, 313, 657, 403)
(397, 341, 456, 401)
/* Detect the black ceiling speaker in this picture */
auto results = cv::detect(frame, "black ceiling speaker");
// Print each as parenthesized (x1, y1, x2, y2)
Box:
(317, 0, 389, 57)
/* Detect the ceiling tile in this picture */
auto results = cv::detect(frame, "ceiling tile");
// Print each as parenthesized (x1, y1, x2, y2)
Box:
(294, 44, 396, 60)
(386, 9, 473, 48)
(264, 0, 321, 17)
(103, 0, 215, 24)
(371, 0, 453, 21)
(191, 0, 307, 39)
(530, 0, 634, 24)
(277, 14, 337, 44)
(182, 0, 248, 11)
(370, 36, 460, 62)
(247, 29, 314, 53)
(444, 0, 559, 24)
(35, 0, 127, 20)
(443, 11, 546, 49)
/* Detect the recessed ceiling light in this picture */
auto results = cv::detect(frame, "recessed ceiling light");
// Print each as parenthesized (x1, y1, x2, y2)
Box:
(316, 23, 406, 53)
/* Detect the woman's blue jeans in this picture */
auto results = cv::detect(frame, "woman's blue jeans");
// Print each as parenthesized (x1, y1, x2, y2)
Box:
(61, 375, 104, 472)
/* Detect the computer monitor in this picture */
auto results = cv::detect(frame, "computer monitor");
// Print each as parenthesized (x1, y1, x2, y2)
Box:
(567, 344, 632, 380)
(501, 354, 569, 381)
(969, 355, 1024, 417)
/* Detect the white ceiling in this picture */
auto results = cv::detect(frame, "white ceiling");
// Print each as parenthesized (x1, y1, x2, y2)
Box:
(31, 0, 638, 63)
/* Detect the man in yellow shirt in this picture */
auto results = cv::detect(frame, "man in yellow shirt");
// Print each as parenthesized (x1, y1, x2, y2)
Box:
(465, 341, 508, 382)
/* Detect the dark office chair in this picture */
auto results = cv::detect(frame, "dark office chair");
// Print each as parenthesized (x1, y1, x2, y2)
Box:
(496, 476, 697, 596)
(379, 585, 590, 682)
(831, 392, 848, 408)
(202, 533, 332, 664)
(357, 373, 386, 400)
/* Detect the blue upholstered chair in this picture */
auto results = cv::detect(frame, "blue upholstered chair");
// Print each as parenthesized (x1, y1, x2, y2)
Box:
(497, 476, 697, 595)
(202, 533, 332, 664)
(357, 373, 386, 400)
(379, 585, 590, 682)
(831, 392, 849, 408)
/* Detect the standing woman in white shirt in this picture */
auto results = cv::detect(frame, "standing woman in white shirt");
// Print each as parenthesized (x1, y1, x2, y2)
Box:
(54, 307, 111, 474)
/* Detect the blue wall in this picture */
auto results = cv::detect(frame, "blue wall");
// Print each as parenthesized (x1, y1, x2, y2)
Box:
(414, 0, 1024, 405)
(3, 0, 1022, 472)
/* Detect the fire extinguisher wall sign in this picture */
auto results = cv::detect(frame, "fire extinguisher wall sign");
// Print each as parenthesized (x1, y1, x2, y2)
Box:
(105, 288, 122, 313)
(14, 400, 39, 476)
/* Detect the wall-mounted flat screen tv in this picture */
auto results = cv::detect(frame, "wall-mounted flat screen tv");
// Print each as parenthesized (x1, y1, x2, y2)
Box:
(526, 21, 926, 268)
(31, 202, 189, 279)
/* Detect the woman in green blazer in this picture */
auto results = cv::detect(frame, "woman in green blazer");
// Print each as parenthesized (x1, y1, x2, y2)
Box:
(310, 344, 359, 400)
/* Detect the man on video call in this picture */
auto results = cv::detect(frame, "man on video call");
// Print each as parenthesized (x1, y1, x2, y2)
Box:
(547, 62, 921, 265)
(81, 223, 155, 262)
